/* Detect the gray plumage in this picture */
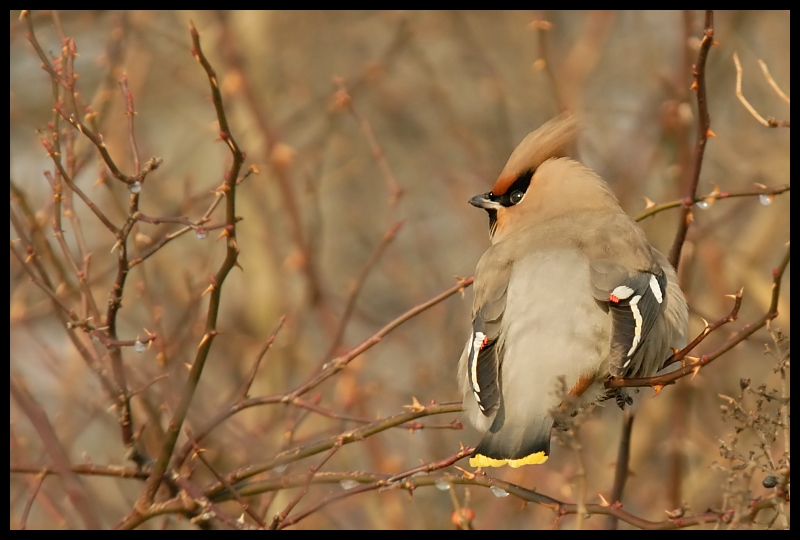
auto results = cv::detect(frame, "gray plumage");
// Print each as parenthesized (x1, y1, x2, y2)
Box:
(460, 115, 688, 467)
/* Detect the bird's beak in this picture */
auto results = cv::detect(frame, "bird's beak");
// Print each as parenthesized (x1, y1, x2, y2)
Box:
(469, 193, 502, 210)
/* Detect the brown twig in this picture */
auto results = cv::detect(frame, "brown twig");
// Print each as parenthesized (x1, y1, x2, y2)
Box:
(174, 277, 471, 472)
(321, 220, 404, 361)
(128, 190, 226, 269)
(276, 445, 473, 529)
(119, 74, 141, 174)
(635, 184, 790, 222)
(270, 441, 343, 529)
(289, 276, 474, 400)
(733, 52, 790, 128)
(207, 402, 464, 498)
(188, 435, 267, 528)
(333, 79, 403, 207)
(19, 472, 47, 530)
(604, 410, 634, 530)
(758, 59, 790, 105)
(11, 463, 149, 480)
(239, 316, 287, 399)
(669, 10, 715, 269)
(10, 376, 101, 529)
(134, 20, 246, 510)
(22, 11, 149, 187)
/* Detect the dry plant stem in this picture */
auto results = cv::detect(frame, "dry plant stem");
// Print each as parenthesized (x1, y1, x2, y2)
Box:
(9, 242, 119, 399)
(22, 12, 139, 187)
(276, 446, 473, 529)
(321, 220, 404, 362)
(119, 74, 141, 174)
(171, 318, 287, 469)
(608, 243, 789, 390)
(45, 168, 102, 357)
(733, 52, 790, 128)
(11, 463, 149, 480)
(336, 80, 403, 207)
(570, 432, 588, 530)
(289, 276, 474, 400)
(207, 402, 463, 498)
(167, 473, 253, 530)
(188, 437, 267, 528)
(239, 316, 287, 399)
(759, 59, 790, 105)
(135, 21, 245, 510)
(10, 180, 71, 288)
(10, 377, 100, 529)
(41, 142, 120, 234)
(669, 10, 714, 269)
(292, 397, 463, 430)
(22, 11, 160, 465)
(635, 184, 790, 222)
(19, 472, 47, 530)
(270, 441, 343, 529)
(604, 410, 634, 530)
(128, 191, 225, 269)
(662, 287, 744, 369)
(273, 455, 723, 530)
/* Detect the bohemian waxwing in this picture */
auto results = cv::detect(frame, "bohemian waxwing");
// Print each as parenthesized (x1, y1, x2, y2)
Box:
(459, 114, 688, 468)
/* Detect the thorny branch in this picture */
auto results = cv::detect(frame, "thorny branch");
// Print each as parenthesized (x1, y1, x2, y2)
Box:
(669, 10, 715, 269)
(134, 21, 246, 510)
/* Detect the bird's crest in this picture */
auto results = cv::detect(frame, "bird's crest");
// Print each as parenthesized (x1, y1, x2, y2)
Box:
(491, 113, 580, 196)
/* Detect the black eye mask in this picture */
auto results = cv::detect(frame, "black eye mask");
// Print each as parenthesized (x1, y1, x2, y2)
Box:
(488, 169, 533, 207)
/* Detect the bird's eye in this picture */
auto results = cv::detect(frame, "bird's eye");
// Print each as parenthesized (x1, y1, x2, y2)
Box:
(510, 191, 524, 205)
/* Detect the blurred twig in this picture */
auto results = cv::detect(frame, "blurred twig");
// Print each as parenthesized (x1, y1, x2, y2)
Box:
(733, 52, 790, 128)
(10, 376, 101, 529)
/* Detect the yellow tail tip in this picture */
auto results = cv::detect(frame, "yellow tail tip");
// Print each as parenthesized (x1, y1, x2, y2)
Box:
(469, 451, 548, 468)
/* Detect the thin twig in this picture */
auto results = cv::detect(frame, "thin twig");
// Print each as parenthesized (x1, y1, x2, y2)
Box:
(289, 276, 474, 401)
(169, 277, 470, 471)
(207, 402, 463, 498)
(604, 410, 634, 530)
(134, 20, 246, 510)
(277, 446, 473, 529)
(119, 74, 141, 174)
(321, 220, 404, 361)
(734, 52, 772, 127)
(239, 316, 287, 399)
(270, 441, 343, 529)
(188, 435, 267, 528)
(635, 184, 790, 222)
(758, 59, 790, 105)
(669, 10, 715, 269)
(10, 376, 101, 529)
(19, 472, 47, 530)
(11, 463, 149, 480)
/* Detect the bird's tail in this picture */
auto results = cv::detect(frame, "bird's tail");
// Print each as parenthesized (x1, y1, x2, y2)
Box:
(470, 420, 551, 468)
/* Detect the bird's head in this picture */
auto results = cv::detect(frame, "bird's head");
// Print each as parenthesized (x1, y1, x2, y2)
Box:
(470, 114, 618, 243)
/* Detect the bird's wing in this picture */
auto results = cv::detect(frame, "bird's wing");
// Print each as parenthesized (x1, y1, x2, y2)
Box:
(467, 250, 512, 416)
(589, 258, 668, 377)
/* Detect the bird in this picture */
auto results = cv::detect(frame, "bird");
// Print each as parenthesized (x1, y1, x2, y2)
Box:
(458, 114, 688, 468)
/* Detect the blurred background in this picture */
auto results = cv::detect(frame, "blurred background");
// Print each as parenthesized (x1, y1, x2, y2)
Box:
(10, 10, 789, 529)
